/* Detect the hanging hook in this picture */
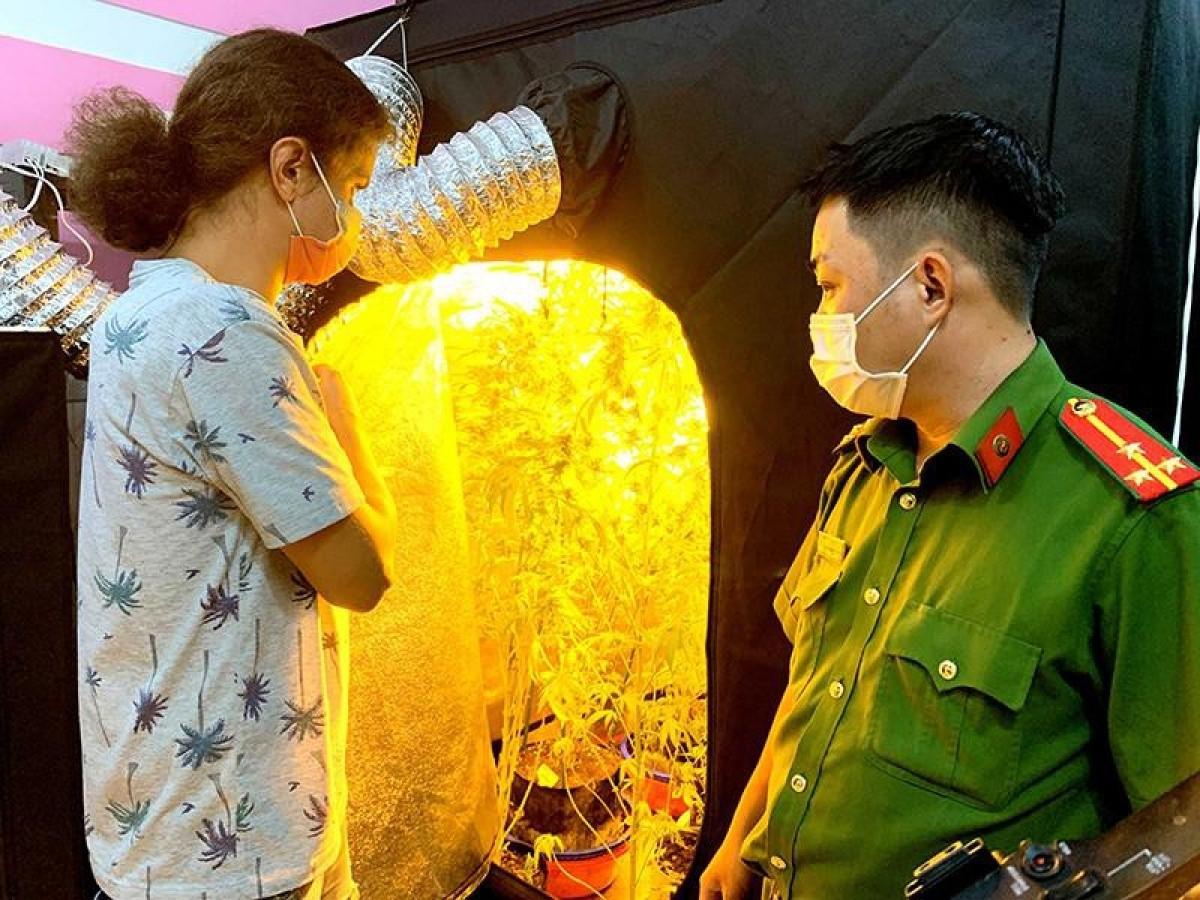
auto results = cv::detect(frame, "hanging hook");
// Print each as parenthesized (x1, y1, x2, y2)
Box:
(364, 0, 416, 64)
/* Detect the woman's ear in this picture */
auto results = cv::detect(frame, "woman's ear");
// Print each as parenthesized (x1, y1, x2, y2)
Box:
(268, 137, 310, 203)
(915, 251, 954, 325)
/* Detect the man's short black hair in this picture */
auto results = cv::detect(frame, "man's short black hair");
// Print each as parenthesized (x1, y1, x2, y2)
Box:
(800, 112, 1066, 320)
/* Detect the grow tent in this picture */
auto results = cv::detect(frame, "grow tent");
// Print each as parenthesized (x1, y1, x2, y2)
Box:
(306, 1, 1200, 895)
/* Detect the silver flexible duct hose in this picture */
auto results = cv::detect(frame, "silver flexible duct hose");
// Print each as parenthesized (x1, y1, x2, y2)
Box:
(349, 105, 561, 286)
(345, 54, 423, 169)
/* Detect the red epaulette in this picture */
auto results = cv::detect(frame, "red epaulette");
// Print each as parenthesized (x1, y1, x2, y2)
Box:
(1059, 397, 1200, 502)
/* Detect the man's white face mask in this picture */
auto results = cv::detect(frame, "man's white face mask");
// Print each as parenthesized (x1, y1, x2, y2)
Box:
(808, 261, 940, 419)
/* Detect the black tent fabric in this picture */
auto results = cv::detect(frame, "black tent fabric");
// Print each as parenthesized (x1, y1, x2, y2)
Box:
(312, 2, 1199, 895)
(0, 333, 92, 898)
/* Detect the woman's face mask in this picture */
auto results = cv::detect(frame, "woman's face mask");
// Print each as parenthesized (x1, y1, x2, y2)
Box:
(808, 261, 940, 419)
(282, 153, 362, 286)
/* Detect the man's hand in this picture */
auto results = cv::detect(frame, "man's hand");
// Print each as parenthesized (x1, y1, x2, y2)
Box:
(1180, 884, 1200, 899)
(699, 840, 759, 900)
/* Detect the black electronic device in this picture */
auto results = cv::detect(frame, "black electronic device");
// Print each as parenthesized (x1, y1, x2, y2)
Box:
(906, 772, 1200, 899)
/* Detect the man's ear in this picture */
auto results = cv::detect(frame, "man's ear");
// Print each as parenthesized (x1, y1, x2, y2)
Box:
(268, 137, 311, 203)
(915, 251, 954, 325)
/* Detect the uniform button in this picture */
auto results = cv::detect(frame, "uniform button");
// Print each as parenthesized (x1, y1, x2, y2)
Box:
(770, 855, 788, 870)
(938, 659, 958, 681)
(898, 492, 917, 510)
(790, 774, 808, 793)
(864, 587, 881, 605)
(829, 680, 845, 699)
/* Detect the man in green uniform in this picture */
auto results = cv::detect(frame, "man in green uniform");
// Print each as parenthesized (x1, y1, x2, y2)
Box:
(699, 112, 1200, 899)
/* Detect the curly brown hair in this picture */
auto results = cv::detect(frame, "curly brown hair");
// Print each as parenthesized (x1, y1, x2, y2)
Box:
(66, 29, 391, 253)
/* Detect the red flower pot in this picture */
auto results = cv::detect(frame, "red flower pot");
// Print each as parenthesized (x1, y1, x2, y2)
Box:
(618, 738, 691, 818)
(506, 832, 631, 899)
(642, 770, 690, 819)
(543, 834, 631, 899)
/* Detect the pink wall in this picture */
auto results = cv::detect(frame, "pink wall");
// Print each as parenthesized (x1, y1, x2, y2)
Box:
(0, 36, 184, 149)
(1, 1, 386, 150)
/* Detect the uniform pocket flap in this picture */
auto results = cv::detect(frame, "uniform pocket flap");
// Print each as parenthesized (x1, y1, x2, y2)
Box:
(792, 557, 842, 611)
(886, 604, 1042, 713)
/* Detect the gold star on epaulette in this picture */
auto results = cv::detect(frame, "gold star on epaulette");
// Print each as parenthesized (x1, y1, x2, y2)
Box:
(1117, 442, 1143, 460)
(1161, 457, 1190, 475)
(1125, 469, 1153, 487)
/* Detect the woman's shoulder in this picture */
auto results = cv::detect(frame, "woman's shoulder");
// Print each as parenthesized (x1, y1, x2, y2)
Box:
(95, 260, 297, 377)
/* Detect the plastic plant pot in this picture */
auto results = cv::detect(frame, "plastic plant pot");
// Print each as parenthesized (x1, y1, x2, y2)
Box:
(618, 738, 690, 819)
(506, 832, 632, 899)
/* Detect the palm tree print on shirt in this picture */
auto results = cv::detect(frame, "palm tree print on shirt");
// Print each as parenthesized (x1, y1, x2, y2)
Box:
(219, 295, 250, 325)
(116, 394, 158, 498)
(84, 418, 103, 509)
(175, 487, 234, 530)
(303, 794, 328, 838)
(184, 419, 228, 465)
(200, 535, 244, 629)
(237, 551, 253, 593)
(178, 329, 228, 378)
(291, 570, 317, 610)
(239, 619, 272, 721)
(133, 634, 169, 734)
(103, 315, 149, 364)
(175, 650, 234, 769)
(322, 630, 340, 687)
(117, 444, 158, 498)
(195, 772, 252, 869)
(95, 525, 142, 615)
(84, 665, 112, 748)
(200, 584, 239, 629)
(106, 761, 151, 838)
(269, 375, 299, 408)
(280, 628, 324, 742)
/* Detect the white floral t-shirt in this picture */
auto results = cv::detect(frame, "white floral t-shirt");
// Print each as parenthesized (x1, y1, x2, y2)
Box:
(77, 257, 364, 900)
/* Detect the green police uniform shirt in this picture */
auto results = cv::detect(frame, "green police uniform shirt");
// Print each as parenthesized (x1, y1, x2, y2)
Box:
(740, 340, 1200, 898)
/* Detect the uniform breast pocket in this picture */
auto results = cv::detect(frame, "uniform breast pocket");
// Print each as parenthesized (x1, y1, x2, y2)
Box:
(776, 555, 841, 690)
(867, 603, 1042, 810)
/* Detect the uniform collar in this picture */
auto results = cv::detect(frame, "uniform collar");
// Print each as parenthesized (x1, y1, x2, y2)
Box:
(950, 339, 1065, 490)
(852, 340, 1066, 490)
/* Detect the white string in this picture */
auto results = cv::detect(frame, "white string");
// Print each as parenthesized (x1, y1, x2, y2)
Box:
(1172, 123, 1199, 447)
(0, 159, 95, 266)
(364, 12, 409, 67)
(7, 159, 45, 211)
